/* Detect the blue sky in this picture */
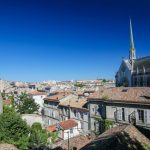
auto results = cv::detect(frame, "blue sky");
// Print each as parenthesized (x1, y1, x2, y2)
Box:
(0, 0, 150, 82)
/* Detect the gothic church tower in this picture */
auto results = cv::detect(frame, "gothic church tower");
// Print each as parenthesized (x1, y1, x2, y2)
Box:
(129, 18, 136, 69)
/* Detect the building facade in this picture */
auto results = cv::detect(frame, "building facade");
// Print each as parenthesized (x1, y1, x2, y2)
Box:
(43, 92, 75, 126)
(59, 97, 89, 132)
(88, 87, 150, 132)
(29, 91, 47, 114)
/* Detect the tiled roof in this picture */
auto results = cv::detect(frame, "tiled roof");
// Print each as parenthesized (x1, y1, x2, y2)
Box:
(44, 92, 71, 102)
(81, 125, 150, 150)
(47, 125, 56, 132)
(29, 91, 46, 96)
(60, 135, 94, 150)
(59, 119, 78, 130)
(59, 97, 88, 110)
(89, 87, 150, 104)
(133, 56, 150, 71)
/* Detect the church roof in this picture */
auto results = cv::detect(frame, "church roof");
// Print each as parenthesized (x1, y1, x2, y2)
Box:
(123, 59, 132, 70)
(133, 56, 150, 73)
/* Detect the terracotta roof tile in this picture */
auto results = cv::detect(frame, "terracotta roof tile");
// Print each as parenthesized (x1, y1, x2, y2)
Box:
(44, 92, 71, 102)
(47, 125, 56, 132)
(81, 125, 150, 150)
(59, 98, 88, 110)
(59, 119, 78, 130)
(29, 91, 46, 96)
(89, 87, 150, 104)
(60, 135, 94, 150)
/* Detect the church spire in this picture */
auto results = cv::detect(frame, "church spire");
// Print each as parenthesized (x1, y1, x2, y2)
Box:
(129, 18, 136, 61)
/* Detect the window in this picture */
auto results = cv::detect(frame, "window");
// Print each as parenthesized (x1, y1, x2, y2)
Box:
(122, 108, 125, 121)
(70, 128, 73, 134)
(48, 119, 51, 125)
(125, 108, 129, 121)
(81, 122, 84, 129)
(117, 109, 122, 120)
(53, 111, 55, 118)
(81, 112, 84, 119)
(74, 110, 77, 117)
(76, 112, 79, 119)
(92, 108, 95, 112)
(138, 109, 144, 122)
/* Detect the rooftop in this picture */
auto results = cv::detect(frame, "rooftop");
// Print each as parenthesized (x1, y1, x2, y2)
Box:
(29, 91, 46, 96)
(59, 97, 88, 110)
(47, 124, 56, 132)
(44, 92, 71, 102)
(59, 135, 94, 150)
(88, 87, 150, 105)
(81, 125, 150, 150)
(59, 119, 78, 130)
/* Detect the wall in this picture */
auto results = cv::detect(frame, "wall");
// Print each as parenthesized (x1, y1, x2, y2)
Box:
(70, 108, 89, 132)
(22, 114, 44, 127)
(32, 95, 46, 113)
(63, 121, 81, 140)
(89, 100, 150, 131)
(106, 103, 150, 126)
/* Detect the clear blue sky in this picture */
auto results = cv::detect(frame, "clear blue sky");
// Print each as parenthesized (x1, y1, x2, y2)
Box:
(0, 0, 150, 82)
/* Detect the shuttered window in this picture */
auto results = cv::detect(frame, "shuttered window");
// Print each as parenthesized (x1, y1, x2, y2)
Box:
(117, 109, 122, 120)
(125, 108, 129, 122)
(144, 110, 147, 123)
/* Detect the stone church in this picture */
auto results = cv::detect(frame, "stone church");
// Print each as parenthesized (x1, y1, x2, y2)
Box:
(116, 19, 150, 87)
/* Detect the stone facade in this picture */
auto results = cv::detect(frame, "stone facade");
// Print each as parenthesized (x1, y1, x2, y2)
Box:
(88, 87, 150, 132)
(43, 94, 76, 126)
(59, 106, 89, 132)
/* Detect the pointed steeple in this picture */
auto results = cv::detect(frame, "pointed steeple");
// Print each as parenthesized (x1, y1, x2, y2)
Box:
(129, 18, 136, 61)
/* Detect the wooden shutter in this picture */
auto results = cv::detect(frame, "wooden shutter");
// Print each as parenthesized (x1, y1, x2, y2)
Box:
(125, 108, 128, 122)
(144, 110, 147, 123)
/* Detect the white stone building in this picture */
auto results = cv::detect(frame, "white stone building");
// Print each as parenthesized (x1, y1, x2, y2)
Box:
(29, 91, 47, 113)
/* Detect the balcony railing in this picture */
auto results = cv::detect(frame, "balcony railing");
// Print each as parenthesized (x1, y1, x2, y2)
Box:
(114, 110, 150, 128)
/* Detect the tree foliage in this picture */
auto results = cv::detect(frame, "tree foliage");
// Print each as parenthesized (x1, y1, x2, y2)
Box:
(0, 106, 30, 150)
(15, 92, 39, 114)
(28, 123, 49, 150)
(74, 83, 85, 88)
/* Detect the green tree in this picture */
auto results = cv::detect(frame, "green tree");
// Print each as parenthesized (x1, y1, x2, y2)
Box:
(8, 94, 15, 107)
(1, 91, 6, 100)
(16, 92, 39, 114)
(0, 106, 30, 150)
(28, 123, 49, 150)
(102, 79, 107, 83)
(74, 83, 85, 88)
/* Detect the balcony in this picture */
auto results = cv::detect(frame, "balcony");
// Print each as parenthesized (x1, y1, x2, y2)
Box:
(114, 110, 150, 128)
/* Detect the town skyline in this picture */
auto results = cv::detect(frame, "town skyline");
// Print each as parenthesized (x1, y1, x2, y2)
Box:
(0, 0, 150, 82)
